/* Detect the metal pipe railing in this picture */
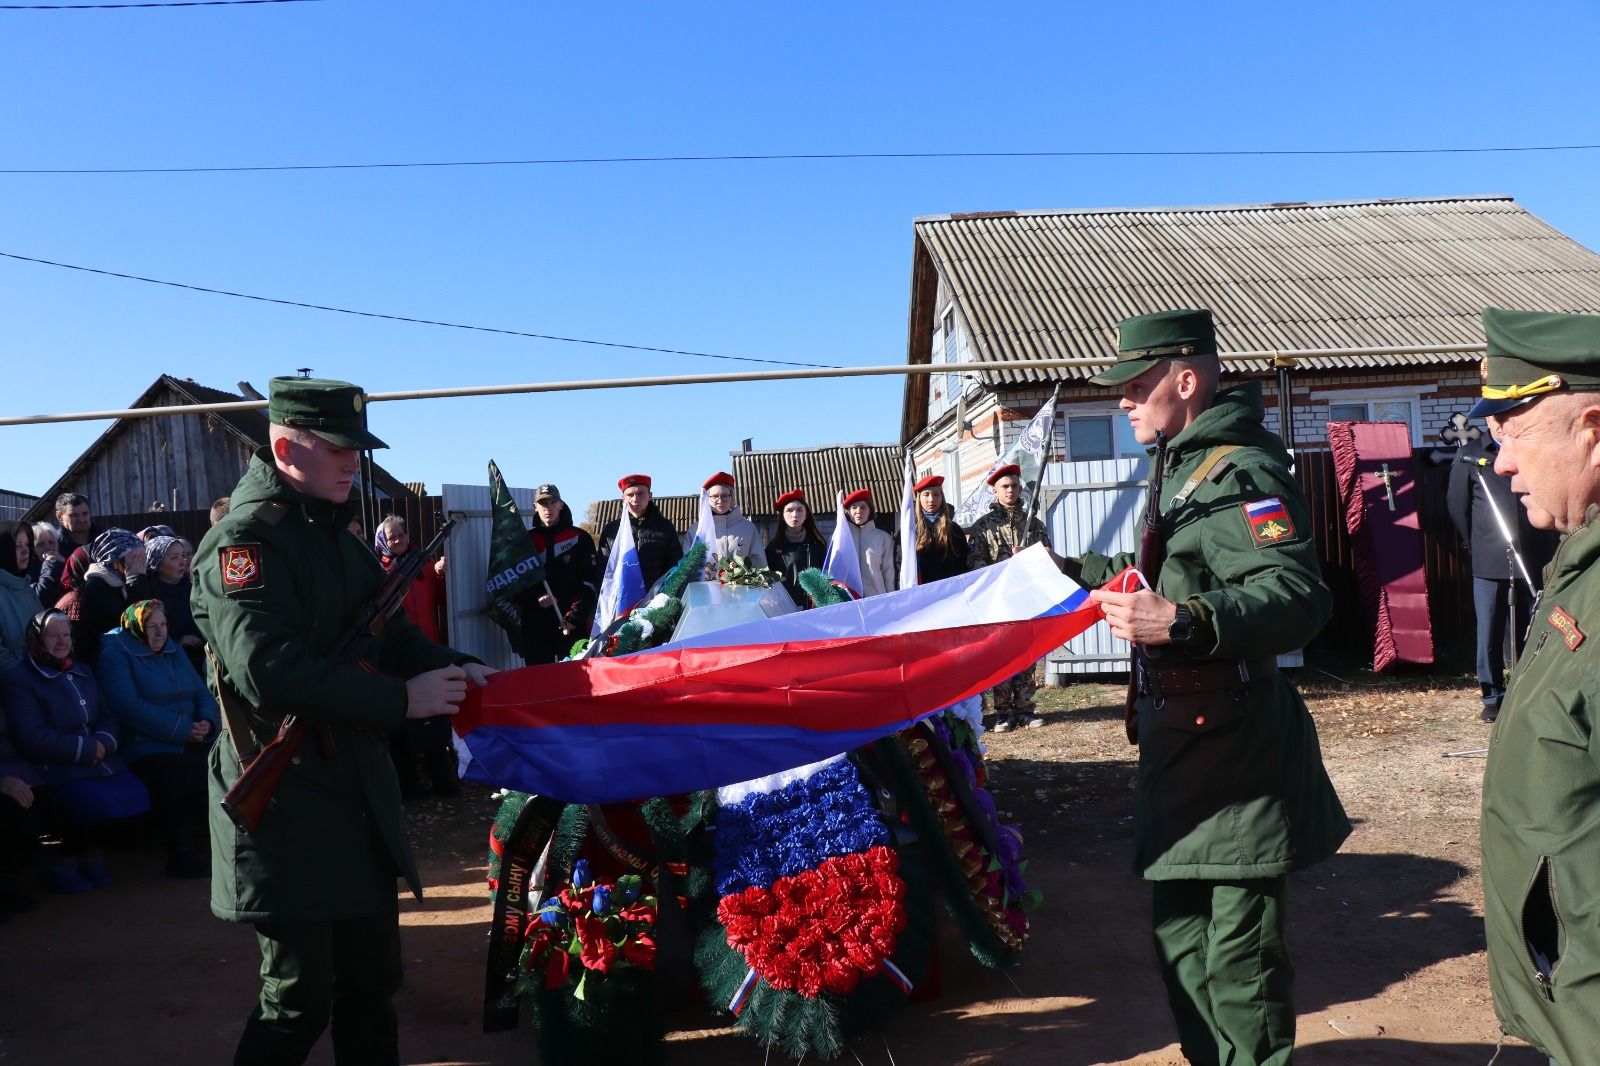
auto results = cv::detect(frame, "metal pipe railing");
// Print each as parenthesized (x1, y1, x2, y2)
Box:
(0, 344, 1485, 428)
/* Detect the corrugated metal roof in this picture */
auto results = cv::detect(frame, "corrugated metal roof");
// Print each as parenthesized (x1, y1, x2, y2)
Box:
(731, 443, 904, 517)
(584, 495, 701, 537)
(911, 196, 1600, 384)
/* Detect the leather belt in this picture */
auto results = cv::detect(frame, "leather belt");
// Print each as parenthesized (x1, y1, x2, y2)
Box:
(1143, 655, 1279, 697)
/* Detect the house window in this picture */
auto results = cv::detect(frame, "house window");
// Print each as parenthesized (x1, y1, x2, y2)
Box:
(1328, 399, 1416, 427)
(1063, 415, 1145, 462)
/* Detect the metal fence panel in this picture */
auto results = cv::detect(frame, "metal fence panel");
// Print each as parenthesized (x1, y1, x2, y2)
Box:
(1042, 457, 1148, 677)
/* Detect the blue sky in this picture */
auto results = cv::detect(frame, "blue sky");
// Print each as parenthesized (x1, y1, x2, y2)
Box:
(3, 0, 1597, 519)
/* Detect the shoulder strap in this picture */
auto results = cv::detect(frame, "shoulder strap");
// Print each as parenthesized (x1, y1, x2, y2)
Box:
(249, 500, 291, 526)
(1170, 445, 1243, 508)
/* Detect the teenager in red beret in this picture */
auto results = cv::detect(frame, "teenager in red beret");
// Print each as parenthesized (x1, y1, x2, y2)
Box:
(596, 473, 683, 590)
(702, 472, 766, 568)
(912, 475, 969, 584)
(843, 489, 897, 596)
(768, 490, 827, 607)
(968, 464, 1049, 730)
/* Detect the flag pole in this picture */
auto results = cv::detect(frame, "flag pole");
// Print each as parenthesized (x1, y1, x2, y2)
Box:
(1022, 384, 1061, 540)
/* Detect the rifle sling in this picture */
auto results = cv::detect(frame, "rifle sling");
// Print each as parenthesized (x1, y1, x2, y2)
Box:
(207, 643, 260, 763)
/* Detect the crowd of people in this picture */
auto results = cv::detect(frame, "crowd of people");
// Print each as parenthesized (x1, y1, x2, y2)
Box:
(0, 463, 1061, 918)
(521, 464, 1050, 732)
(0, 495, 223, 914)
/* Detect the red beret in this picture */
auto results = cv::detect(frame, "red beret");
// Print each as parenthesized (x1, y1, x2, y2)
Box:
(987, 463, 1022, 486)
(842, 488, 873, 509)
(703, 471, 735, 490)
(618, 474, 652, 492)
(774, 489, 806, 511)
(912, 475, 944, 493)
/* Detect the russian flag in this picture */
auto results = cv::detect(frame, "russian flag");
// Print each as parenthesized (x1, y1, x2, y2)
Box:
(455, 544, 1101, 803)
(590, 508, 646, 637)
(821, 490, 864, 599)
(1244, 497, 1289, 523)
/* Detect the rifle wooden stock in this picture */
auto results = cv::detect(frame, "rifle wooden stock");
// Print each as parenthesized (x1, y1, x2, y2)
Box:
(220, 715, 306, 833)
(217, 518, 458, 833)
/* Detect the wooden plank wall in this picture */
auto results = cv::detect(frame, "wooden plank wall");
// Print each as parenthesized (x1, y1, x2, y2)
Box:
(71, 386, 256, 516)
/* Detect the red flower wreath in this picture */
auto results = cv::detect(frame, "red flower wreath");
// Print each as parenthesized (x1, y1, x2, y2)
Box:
(717, 845, 906, 997)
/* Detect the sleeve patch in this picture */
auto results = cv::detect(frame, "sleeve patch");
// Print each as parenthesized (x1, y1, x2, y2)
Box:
(1241, 498, 1296, 548)
(219, 544, 265, 594)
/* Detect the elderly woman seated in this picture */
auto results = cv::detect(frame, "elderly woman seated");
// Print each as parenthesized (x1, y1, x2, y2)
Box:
(3, 609, 150, 893)
(98, 600, 217, 878)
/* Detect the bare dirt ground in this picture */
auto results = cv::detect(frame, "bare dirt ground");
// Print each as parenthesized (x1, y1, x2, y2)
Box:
(0, 671, 1545, 1065)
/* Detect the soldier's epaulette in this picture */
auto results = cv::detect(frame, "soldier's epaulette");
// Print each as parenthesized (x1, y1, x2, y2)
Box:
(248, 501, 291, 526)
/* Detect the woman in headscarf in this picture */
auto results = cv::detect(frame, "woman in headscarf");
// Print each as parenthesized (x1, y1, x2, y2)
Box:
(2, 608, 150, 892)
(97, 600, 218, 878)
(767, 489, 829, 607)
(145, 535, 203, 670)
(75, 528, 153, 665)
(374, 515, 457, 798)
(0, 522, 45, 673)
(912, 475, 969, 584)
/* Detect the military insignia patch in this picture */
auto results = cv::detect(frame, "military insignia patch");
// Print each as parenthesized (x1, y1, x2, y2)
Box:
(1547, 605, 1585, 650)
(1241, 498, 1295, 548)
(220, 544, 264, 593)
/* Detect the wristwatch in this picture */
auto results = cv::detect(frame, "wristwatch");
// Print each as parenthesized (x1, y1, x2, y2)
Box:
(1168, 604, 1194, 644)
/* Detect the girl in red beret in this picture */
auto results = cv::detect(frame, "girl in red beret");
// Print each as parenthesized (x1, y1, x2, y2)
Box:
(768, 490, 827, 607)
(912, 477, 969, 584)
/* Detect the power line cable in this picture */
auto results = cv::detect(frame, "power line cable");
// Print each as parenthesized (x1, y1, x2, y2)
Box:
(1, 0, 315, 8)
(0, 250, 838, 370)
(2, 142, 1598, 174)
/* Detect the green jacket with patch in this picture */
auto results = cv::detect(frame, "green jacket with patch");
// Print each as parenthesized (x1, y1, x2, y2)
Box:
(193, 449, 467, 923)
(1482, 503, 1600, 1063)
(1073, 382, 1350, 880)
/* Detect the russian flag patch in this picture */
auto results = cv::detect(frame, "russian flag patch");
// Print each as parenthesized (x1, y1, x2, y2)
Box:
(1242, 497, 1295, 548)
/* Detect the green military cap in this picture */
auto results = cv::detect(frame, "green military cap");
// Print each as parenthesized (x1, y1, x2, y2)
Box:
(1469, 308, 1600, 418)
(1091, 308, 1218, 386)
(267, 376, 388, 450)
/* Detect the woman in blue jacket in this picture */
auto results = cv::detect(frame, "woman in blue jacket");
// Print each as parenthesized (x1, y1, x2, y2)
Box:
(3, 608, 150, 893)
(97, 599, 217, 878)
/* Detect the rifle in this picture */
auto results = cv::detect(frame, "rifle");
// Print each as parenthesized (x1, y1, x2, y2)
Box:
(219, 517, 459, 833)
(1124, 431, 1169, 744)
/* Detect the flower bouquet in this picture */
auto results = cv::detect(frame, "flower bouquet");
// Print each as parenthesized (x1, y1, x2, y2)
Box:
(716, 553, 779, 589)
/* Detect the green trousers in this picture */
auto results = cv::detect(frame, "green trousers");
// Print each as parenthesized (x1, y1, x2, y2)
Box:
(1151, 877, 1294, 1066)
(235, 910, 403, 1066)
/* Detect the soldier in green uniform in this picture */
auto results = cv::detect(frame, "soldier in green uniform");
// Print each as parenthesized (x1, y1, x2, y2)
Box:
(1472, 307, 1600, 1066)
(193, 377, 496, 1066)
(1063, 310, 1350, 1066)
(968, 463, 1049, 730)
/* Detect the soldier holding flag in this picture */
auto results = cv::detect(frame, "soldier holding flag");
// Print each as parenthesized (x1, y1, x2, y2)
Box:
(1066, 309, 1348, 1066)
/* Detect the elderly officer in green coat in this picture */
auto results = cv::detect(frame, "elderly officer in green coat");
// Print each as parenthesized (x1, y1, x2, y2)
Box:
(1473, 307, 1600, 1066)
(194, 377, 495, 1066)
(1062, 309, 1350, 1066)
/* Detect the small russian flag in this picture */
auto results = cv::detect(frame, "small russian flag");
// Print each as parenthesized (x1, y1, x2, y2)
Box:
(880, 958, 914, 994)
(1244, 497, 1289, 522)
(728, 966, 760, 1015)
